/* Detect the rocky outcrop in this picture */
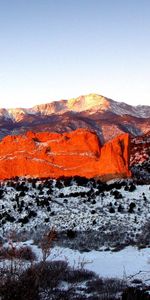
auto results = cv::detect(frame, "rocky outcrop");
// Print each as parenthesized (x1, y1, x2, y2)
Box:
(0, 129, 131, 180)
(98, 134, 131, 180)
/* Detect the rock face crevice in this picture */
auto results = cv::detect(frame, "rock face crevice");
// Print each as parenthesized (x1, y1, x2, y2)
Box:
(0, 129, 131, 180)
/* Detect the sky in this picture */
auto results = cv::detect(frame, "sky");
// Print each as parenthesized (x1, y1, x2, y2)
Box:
(0, 0, 150, 108)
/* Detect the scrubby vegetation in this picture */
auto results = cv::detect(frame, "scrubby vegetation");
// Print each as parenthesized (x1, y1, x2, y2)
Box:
(0, 229, 128, 300)
(0, 176, 150, 250)
(1, 230, 150, 300)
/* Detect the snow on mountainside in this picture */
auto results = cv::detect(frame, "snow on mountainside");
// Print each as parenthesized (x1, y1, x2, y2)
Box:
(67, 94, 110, 112)
(33, 100, 68, 115)
(7, 108, 31, 122)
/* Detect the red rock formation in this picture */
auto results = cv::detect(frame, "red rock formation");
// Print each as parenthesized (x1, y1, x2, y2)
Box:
(98, 134, 131, 180)
(0, 129, 131, 180)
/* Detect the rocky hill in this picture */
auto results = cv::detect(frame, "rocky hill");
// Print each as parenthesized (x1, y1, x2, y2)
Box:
(0, 94, 150, 142)
(0, 129, 130, 180)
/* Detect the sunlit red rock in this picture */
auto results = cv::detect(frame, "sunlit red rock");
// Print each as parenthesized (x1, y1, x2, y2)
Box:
(98, 134, 131, 180)
(0, 129, 131, 180)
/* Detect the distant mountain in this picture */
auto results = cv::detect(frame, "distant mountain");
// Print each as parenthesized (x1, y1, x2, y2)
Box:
(0, 94, 150, 141)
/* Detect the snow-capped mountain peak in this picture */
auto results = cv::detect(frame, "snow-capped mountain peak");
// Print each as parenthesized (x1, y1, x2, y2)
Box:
(67, 94, 110, 112)
(0, 93, 149, 141)
(0, 93, 150, 120)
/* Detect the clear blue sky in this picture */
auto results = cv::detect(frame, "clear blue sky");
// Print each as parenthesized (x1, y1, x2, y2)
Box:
(0, 0, 150, 108)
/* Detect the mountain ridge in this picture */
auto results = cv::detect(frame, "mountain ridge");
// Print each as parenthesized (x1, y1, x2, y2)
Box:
(0, 93, 150, 120)
(0, 93, 149, 142)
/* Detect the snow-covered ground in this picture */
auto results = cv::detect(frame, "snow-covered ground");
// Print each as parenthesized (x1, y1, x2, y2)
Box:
(20, 240, 150, 284)
(1, 176, 150, 297)
(62, 246, 150, 282)
(0, 178, 150, 249)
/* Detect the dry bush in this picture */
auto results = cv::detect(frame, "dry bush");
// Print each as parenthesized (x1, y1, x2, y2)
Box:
(86, 277, 126, 299)
(65, 268, 96, 283)
(0, 245, 36, 261)
(39, 227, 57, 262)
(122, 287, 150, 300)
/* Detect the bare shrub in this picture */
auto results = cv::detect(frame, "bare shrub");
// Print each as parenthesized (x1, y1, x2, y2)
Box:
(40, 227, 57, 262)
(65, 268, 96, 283)
(0, 245, 36, 261)
(0, 228, 128, 300)
(122, 287, 150, 300)
(86, 277, 126, 299)
(137, 220, 150, 247)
